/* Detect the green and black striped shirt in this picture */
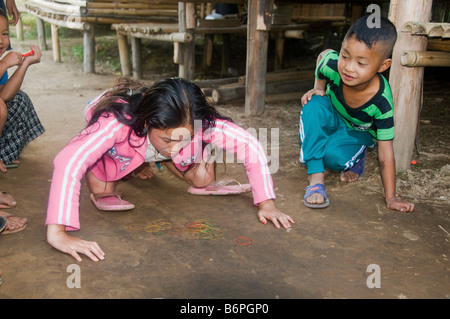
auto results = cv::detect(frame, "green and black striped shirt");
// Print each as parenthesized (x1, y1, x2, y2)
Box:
(316, 50, 395, 141)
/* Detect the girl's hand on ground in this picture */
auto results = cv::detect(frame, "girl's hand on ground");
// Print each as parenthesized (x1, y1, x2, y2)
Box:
(47, 224, 105, 262)
(386, 197, 415, 213)
(133, 163, 154, 179)
(301, 89, 326, 106)
(257, 199, 295, 229)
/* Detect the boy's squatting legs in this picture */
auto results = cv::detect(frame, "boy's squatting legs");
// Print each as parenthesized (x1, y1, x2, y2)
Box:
(301, 96, 370, 205)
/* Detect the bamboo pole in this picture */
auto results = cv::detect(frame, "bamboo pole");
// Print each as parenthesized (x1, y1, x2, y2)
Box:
(28, 0, 81, 14)
(82, 8, 178, 17)
(401, 50, 450, 67)
(123, 32, 193, 43)
(389, 0, 433, 172)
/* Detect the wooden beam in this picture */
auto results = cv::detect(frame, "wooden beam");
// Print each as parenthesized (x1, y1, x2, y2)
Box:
(389, 0, 433, 172)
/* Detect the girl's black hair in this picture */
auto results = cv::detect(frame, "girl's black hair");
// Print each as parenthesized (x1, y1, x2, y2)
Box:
(88, 77, 231, 147)
(344, 14, 397, 58)
(137, 77, 231, 133)
(0, 9, 7, 19)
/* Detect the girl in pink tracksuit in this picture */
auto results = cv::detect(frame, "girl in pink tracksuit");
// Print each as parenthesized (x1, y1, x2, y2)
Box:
(46, 77, 294, 262)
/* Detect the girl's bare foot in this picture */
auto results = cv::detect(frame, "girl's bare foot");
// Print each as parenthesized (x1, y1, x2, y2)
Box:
(0, 211, 27, 234)
(0, 191, 17, 208)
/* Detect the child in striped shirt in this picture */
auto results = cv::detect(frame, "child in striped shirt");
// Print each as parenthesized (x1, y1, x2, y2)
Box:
(46, 77, 294, 262)
(299, 14, 414, 213)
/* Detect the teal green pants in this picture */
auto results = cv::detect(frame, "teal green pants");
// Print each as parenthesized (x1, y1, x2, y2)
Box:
(299, 95, 374, 175)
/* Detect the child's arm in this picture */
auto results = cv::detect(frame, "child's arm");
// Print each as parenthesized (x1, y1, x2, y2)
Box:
(0, 98, 6, 139)
(0, 45, 41, 101)
(378, 140, 415, 212)
(258, 199, 294, 229)
(47, 224, 105, 262)
(301, 49, 332, 106)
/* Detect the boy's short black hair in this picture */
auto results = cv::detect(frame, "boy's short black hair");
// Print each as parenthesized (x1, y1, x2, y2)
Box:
(0, 9, 6, 19)
(344, 14, 397, 59)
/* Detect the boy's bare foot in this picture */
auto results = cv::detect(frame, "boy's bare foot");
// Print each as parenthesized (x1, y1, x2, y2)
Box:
(340, 170, 360, 182)
(340, 150, 366, 183)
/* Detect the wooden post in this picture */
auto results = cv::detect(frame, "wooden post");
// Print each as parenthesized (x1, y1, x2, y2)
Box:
(36, 17, 47, 50)
(388, 0, 398, 24)
(203, 34, 213, 67)
(131, 37, 142, 79)
(177, 2, 195, 80)
(221, 34, 230, 76)
(389, 0, 433, 171)
(15, 15, 24, 41)
(83, 24, 95, 73)
(245, 0, 273, 116)
(117, 32, 131, 77)
(51, 24, 61, 62)
(274, 31, 284, 70)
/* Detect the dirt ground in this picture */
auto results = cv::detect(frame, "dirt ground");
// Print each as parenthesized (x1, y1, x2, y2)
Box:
(0, 36, 449, 300)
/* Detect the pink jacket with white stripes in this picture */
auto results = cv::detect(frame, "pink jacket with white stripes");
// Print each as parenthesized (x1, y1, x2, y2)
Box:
(46, 93, 276, 231)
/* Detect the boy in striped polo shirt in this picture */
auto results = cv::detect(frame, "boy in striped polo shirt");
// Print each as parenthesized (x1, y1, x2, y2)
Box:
(299, 14, 414, 212)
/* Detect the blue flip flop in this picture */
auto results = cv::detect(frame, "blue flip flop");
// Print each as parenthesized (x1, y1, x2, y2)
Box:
(304, 183, 330, 208)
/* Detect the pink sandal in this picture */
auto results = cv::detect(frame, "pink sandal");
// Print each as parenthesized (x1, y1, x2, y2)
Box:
(90, 192, 135, 211)
(187, 179, 251, 196)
